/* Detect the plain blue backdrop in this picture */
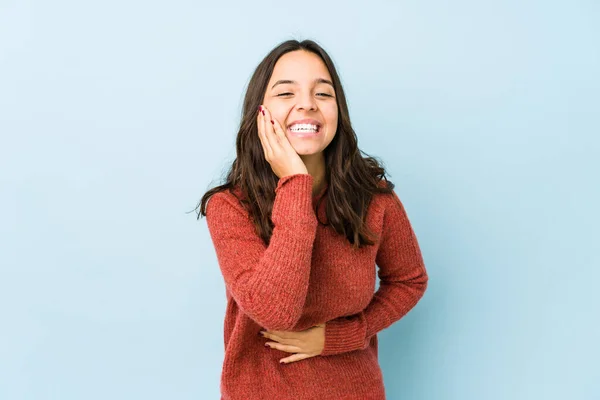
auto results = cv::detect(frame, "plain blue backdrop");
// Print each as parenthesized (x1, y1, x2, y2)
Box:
(1, 1, 598, 399)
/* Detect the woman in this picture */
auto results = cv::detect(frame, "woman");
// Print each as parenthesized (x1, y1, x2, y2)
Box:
(196, 39, 428, 400)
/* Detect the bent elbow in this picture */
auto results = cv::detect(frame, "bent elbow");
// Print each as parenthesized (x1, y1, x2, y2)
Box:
(257, 313, 301, 332)
(243, 300, 303, 331)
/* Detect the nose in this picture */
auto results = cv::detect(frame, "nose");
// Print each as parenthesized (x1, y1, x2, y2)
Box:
(295, 90, 317, 111)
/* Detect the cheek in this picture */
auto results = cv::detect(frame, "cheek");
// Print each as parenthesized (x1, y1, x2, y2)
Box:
(324, 105, 338, 126)
(263, 103, 288, 123)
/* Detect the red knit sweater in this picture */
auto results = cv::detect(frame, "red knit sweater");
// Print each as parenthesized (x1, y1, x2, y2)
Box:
(205, 173, 428, 400)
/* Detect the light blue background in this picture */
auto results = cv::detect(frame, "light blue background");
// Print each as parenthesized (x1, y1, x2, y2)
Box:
(1, 1, 598, 399)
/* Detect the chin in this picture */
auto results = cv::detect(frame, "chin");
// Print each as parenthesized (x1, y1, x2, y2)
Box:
(290, 144, 321, 156)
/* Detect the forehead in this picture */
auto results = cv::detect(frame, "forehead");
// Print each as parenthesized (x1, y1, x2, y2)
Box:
(270, 50, 332, 83)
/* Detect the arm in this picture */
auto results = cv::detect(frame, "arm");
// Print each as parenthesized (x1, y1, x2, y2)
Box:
(205, 173, 318, 331)
(320, 190, 429, 356)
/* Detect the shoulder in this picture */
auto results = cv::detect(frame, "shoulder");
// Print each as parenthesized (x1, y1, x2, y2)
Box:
(206, 188, 249, 222)
(372, 178, 401, 210)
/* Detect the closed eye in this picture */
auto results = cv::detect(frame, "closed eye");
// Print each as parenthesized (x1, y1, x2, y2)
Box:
(276, 92, 334, 97)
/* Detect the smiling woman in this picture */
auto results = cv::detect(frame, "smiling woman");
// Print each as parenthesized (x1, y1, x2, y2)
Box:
(195, 39, 428, 400)
(264, 51, 338, 156)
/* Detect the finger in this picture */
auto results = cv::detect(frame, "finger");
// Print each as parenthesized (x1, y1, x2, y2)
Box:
(264, 330, 287, 339)
(280, 353, 311, 364)
(261, 106, 282, 150)
(262, 331, 296, 344)
(271, 118, 294, 151)
(257, 106, 272, 156)
(262, 331, 280, 341)
(265, 341, 302, 353)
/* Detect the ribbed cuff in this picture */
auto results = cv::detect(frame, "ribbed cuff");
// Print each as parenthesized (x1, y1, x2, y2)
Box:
(272, 174, 316, 227)
(320, 314, 369, 356)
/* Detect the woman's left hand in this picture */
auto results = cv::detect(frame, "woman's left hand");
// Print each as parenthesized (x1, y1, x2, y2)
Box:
(260, 323, 326, 364)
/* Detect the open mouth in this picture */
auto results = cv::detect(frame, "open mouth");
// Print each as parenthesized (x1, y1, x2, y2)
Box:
(287, 123, 321, 137)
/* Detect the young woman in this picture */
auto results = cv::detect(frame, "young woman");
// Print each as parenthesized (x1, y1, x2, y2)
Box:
(197, 39, 428, 400)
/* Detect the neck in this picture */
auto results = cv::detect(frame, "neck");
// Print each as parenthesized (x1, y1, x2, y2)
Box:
(300, 152, 326, 196)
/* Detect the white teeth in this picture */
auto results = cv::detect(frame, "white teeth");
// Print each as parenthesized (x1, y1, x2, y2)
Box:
(289, 123, 319, 132)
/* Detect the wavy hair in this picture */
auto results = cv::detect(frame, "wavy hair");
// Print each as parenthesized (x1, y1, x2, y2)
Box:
(195, 39, 395, 249)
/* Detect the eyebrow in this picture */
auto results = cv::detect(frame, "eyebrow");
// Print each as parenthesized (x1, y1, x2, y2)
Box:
(270, 78, 334, 90)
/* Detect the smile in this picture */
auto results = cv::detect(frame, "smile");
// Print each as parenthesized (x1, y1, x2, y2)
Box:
(288, 123, 321, 137)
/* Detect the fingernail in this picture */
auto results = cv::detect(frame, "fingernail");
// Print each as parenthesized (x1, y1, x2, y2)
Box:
(265, 343, 270, 347)
(258, 106, 262, 112)
(270, 120, 274, 125)
(262, 110, 265, 116)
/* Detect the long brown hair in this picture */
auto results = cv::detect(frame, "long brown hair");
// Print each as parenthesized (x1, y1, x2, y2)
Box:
(194, 39, 396, 249)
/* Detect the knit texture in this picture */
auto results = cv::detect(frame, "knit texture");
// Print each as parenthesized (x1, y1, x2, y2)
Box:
(205, 173, 428, 400)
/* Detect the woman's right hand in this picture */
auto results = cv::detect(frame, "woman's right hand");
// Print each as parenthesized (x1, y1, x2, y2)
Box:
(257, 105, 309, 179)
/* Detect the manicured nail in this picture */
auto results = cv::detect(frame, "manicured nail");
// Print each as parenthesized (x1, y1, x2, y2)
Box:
(270, 120, 274, 125)
(261, 110, 265, 116)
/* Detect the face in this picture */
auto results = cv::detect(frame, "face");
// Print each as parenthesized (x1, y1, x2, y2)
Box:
(262, 50, 338, 157)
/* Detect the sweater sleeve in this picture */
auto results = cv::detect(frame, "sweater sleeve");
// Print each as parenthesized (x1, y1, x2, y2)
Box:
(320, 190, 428, 356)
(205, 173, 318, 331)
